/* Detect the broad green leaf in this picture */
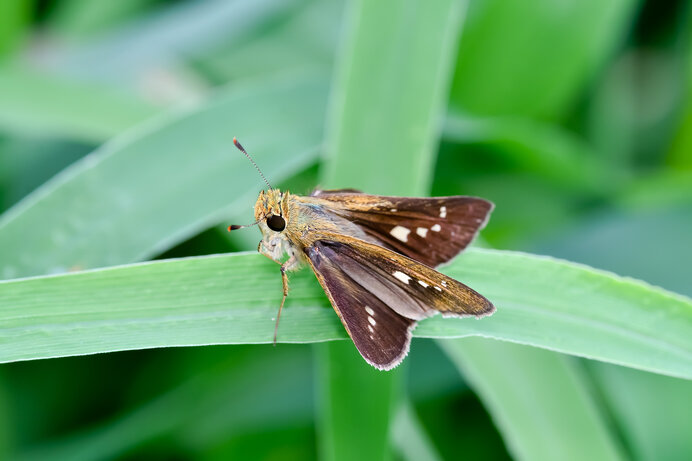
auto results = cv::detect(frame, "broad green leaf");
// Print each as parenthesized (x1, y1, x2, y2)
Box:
(0, 65, 159, 142)
(1, 248, 690, 380)
(441, 339, 624, 461)
(0, 73, 328, 279)
(450, 0, 638, 119)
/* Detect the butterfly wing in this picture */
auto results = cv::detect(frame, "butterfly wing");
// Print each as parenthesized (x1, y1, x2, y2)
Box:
(310, 189, 493, 267)
(304, 233, 494, 370)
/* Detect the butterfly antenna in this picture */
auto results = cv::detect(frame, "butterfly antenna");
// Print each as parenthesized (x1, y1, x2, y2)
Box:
(227, 218, 261, 232)
(233, 137, 273, 190)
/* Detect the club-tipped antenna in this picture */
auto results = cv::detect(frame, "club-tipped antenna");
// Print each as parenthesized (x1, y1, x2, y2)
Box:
(227, 214, 266, 232)
(233, 137, 273, 190)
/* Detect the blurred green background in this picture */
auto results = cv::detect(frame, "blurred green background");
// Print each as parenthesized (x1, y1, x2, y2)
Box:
(1, 0, 691, 460)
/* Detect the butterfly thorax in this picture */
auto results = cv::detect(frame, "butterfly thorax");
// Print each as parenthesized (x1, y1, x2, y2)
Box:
(254, 189, 376, 270)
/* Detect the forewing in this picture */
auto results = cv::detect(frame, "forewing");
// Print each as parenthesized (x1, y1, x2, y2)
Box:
(304, 234, 494, 370)
(310, 189, 493, 267)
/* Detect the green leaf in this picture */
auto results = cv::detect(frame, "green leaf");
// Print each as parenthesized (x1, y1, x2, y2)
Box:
(442, 113, 610, 193)
(0, 65, 160, 142)
(450, 0, 638, 119)
(0, 137, 90, 212)
(55, 0, 302, 85)
(0, 73, 328, 279)
(316, 343, 403, 461)
(0, 0, 31, 57)
(441, 339, 625, 461)
(1, 248, 690, 381)
(587, 362, 692, 461)
(197, 0, 341, 82)
(16, 346, 315, 461)
(437, 250, 692, 380)
(391, 402, 443, 461)
(49, 0, 157, 38)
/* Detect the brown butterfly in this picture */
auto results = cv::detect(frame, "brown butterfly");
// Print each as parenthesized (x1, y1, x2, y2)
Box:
(229, 138, 495, 370)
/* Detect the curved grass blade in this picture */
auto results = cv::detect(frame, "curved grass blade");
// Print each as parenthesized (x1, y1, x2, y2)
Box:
(1, 248, 690, 380)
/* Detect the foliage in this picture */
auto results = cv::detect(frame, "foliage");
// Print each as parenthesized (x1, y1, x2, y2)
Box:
(0, 0, 690, 460)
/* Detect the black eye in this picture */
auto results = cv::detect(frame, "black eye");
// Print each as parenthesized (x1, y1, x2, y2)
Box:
(266, 214, 286, 232)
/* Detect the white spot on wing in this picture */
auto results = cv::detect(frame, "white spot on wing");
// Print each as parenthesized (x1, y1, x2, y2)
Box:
(365, 306, 375, 316)
(431, 224, 441, 232)
(440, 206, 447, 218)
(416, 227, 428, 238)
(393, 271, 411, 284)
(368, 316, 377, 326)
(390, 208, 397, 212)
(390, 225, 410, 242)
(434, 286, 442, 292)
(418, 280, 429, 288)
(368, 325, 374, 333)
(441, 281, 448, 287)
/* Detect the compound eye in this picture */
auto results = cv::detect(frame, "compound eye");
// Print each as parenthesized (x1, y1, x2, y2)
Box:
(266, 214, 286, 232)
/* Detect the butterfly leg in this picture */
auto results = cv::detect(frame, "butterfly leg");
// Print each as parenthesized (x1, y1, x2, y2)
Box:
(275, 253, 304, 345)
(258, 239, 299, 345)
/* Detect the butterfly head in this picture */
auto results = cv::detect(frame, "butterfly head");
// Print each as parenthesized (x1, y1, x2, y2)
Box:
(255, 189, 289, 233)
(228, 138, 290, 234)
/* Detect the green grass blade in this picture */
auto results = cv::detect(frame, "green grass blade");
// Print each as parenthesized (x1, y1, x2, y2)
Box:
(317, 0, 466, 459)
(434, 250, 692, 379)
(588, 363, 692, 461)
(316, 343, 402, 461)
(450, 0, 638, 119)
(0, 73, 328, 279)
(441, 339, 625, 461)
(323, 0, 464, 196)
(2, 248, 690, 380)
(391, 402, 443, 461)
